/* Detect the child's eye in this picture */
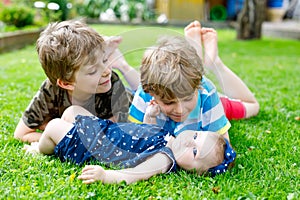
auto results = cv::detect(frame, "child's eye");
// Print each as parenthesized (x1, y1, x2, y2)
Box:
(193, 148, 197, 157)
(193, 132, 197, 140)
(162, 101, 174, 105)
(88, 70, 97, 75)
(183, 97, 193, 102)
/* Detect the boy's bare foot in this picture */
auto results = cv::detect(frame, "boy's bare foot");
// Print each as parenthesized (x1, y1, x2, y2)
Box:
(107, 48, 130, 73)
(201, 28, 218, 71)
(103, 35, 123, 62)
(104, 36, 131, 73)
(184, 20, 203, 60)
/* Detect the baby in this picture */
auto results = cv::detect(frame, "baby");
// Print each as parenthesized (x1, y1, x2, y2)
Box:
(25, 105, 236, 184)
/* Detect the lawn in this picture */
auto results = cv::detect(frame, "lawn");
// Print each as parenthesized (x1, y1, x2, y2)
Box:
(0, 23, 299, 199)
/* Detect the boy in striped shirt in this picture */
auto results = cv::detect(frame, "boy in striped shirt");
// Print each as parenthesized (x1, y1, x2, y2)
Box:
(128, 35, 231, 142)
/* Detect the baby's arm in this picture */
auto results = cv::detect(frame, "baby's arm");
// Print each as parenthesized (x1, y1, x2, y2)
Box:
(143, 100, 160, 124)
(78, 153, 172, 184)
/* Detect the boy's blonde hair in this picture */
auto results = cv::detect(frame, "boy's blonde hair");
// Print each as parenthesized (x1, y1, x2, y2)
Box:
(140, 36, 204, 100)
(36, 20, 105, 84)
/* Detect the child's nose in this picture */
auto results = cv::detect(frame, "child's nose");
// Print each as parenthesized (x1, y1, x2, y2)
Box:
(102, 67, 111, 77)
(173, 102, 183, 113)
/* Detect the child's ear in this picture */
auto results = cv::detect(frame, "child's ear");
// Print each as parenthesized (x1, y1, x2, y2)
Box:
(57, 79, 75, 90)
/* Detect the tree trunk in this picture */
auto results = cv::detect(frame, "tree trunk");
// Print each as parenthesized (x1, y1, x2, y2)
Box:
(237, 0, 267, 39)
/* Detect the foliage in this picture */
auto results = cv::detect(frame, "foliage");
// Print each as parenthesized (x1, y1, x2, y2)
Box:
(0, 0, 82, 31)
(76, 0, 156, 22)
(0, 25, 299, 199)
(0, 4, 34, 28)
(76, 0, 110, 18)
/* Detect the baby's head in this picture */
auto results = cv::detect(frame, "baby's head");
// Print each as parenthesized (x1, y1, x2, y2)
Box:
(171, 130, 236, 176)
(36, 20, 106, 85)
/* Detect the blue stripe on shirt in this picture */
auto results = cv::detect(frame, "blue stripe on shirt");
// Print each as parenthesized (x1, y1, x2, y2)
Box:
(128, 77, 230, 135)
(202, 115, 229, 133)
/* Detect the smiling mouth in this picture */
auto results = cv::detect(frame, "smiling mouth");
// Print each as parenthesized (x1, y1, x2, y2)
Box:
(171, 114, 185, 118)
(99, 80, 110, 85)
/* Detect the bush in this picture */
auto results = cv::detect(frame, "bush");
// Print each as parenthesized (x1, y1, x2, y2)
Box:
(0, 5, 34, 28)
(76, 0, 156, 22)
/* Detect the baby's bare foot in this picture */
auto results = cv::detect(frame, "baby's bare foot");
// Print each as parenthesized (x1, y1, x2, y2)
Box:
(184, 20, 203, 60)
(201, 28, 218, 71)
(23, 142, 40, 155)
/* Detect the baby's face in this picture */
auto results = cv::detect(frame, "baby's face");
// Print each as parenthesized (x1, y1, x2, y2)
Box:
(171, 130, 218, 173)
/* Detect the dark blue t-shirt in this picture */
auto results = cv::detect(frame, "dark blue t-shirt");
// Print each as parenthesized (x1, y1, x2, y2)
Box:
(54, 115, 177, 172)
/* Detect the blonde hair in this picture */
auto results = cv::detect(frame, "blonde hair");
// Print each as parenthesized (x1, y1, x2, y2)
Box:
(36, 20, 105, 84)
(140, 36, 204, 100)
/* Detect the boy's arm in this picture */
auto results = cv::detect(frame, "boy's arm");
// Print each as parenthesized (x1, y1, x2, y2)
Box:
(15, 80, 57, 143)
(14, 119, 44, 143)
(78, 153, 172, 184)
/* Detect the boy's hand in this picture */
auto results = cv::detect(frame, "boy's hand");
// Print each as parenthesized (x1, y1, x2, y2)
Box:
(78, 165, 107, 184)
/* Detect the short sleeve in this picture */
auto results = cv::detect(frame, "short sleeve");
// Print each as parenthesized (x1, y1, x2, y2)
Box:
(22, 79, 70, 129)
(200, 77, 231, 134)
(128, 85, 153, 123)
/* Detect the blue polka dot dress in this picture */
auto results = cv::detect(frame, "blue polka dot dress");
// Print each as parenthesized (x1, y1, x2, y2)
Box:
(54, 115, 176, 172)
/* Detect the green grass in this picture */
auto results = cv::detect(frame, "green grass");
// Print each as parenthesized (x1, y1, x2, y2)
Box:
(0, 24, 299, 199)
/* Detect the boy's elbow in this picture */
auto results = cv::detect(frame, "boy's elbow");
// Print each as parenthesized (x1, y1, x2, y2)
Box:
(14, 130, 26, 142)
(14, 133, 23, 141)
(14, 120, 41, 143)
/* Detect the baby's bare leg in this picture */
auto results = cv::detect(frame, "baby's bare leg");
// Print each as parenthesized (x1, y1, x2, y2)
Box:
(184, 20, 203, 60)
(39, 118, 73, 154)
(61, 105, 94, 123)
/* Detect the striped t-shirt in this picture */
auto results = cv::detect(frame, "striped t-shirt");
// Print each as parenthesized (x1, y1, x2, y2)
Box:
(128, 76, 231, 136)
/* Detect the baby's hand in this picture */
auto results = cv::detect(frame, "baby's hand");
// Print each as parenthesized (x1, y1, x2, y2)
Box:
(78, 165, 106, 184)
(145, 100, 160, 118)
(23, 142, 40, 155)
